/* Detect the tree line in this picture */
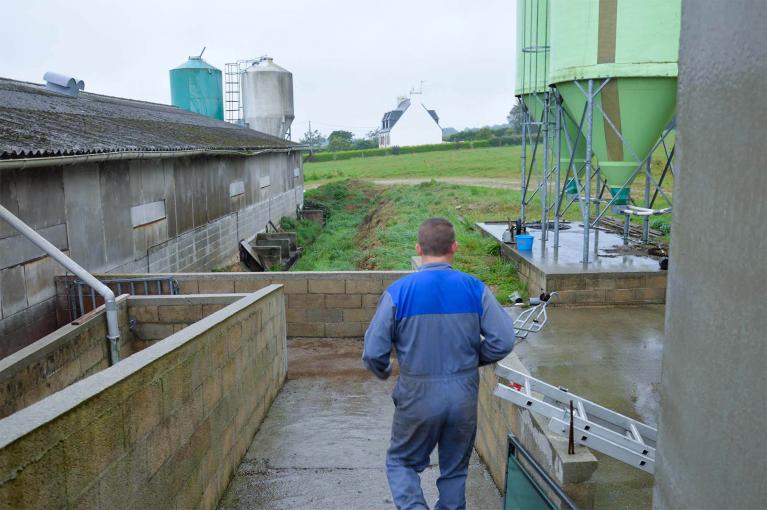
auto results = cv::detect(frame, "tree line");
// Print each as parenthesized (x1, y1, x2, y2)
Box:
(300, 129, 380, 152)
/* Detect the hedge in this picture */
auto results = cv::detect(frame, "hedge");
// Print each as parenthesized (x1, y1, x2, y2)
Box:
(304, 136, 522, 163)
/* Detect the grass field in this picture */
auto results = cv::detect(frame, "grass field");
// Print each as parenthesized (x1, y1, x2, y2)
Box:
(304, 144, 676, 195)
(304, 146, 521, 186)
(303, 143, 675, 236)
(285, 180, 537, 303)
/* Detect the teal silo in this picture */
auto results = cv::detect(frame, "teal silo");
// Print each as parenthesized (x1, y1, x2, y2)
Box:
(169, 56, 224, 120)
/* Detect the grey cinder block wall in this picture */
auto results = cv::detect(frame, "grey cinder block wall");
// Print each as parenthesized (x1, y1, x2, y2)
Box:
(653, 1, 767, 508)
(0, 151, 303, 357)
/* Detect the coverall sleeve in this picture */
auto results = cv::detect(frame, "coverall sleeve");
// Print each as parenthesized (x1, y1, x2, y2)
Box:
(478, 286, 517, 366)
(362, 291, 396, 380)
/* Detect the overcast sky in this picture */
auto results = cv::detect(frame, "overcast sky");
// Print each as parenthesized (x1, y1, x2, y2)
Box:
(1, 0, 517, 139)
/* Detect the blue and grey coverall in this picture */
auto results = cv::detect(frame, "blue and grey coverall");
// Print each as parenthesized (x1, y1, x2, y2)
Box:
(363, 262, 517, 510)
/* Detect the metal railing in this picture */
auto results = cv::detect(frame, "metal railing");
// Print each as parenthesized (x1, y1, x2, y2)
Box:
(69, 276, 178, 320)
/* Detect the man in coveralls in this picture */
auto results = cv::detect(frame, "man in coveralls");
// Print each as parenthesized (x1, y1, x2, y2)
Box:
(363, 217, 517, 509)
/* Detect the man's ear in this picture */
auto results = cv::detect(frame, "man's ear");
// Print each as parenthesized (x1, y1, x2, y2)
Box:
(450, 240, 458, 254)
(416, 243, 423, 256)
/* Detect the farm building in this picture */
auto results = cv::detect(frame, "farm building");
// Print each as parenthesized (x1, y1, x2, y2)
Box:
(0, 76, 304, 358)
(377, 94, 443, 148)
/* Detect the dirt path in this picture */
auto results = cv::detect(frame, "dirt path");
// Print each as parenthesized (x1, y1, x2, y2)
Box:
(371, 177, 520, 188)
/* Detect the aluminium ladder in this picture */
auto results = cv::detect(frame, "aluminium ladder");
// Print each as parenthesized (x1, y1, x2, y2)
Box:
(494, 363, 658, 474)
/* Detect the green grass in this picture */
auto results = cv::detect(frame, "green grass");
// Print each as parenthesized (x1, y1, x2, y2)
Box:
(304, 142, 676, 197)
(287, 180, 532, 302)
(304, 146, 521, 186)
(304, 141, 676, 239)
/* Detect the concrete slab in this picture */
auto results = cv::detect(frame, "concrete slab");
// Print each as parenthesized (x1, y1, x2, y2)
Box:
(219, 340, 501, 509)
(477, 221, 661, 274)
(510, 305, 664, 510)
(477, 222, 667, 305)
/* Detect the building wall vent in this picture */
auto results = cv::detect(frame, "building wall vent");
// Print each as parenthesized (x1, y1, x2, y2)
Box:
(43, 72, 85, 97)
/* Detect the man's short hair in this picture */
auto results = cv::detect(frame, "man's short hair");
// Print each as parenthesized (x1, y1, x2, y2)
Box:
(418, 218, 455, 256)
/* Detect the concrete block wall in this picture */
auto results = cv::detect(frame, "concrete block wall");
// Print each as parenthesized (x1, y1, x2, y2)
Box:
(129, 294, 245, 350)
(0, 285, 286, 509)
(0, 150, 303, 358)
(78, 271, 411, 339)
(0, 296, 132, 419)
(476, 354, 597, 509)
(501, 243, 667, 306)
(546, 272, 667, 306)
(138, 188, 303, 275)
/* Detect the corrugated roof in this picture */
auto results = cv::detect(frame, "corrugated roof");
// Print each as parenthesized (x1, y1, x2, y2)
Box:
(0, 77, 296, 160)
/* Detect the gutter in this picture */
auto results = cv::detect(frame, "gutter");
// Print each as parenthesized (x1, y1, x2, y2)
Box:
(0, 145, 308, 170)
(0, 203, 123, 364)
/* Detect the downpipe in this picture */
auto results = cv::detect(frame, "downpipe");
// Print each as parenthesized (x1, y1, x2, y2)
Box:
(0, 203, 122, 364)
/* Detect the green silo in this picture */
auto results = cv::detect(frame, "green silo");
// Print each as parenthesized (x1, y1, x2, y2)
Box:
(515, 0, 549, 123)
(549, 0, 681, 205)
(169, 55, 224, 120)
(516, 0, 586, 197)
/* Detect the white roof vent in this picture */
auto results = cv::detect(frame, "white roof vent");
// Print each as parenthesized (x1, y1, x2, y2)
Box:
(43, 72, 85, 97)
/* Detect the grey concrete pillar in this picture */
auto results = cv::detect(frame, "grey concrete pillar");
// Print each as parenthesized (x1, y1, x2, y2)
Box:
(654, 2, 767, 508)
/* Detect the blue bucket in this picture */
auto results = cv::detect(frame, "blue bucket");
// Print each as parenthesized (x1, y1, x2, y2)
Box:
(516, 234, 534, 251)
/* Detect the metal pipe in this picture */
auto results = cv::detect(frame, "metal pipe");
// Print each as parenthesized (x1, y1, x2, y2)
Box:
(583, 80, 594, 266)
(643, 157, 652, 243)
(0, 203, 122, 364)
(520, 103, 528, 224)
(594, 164, 601, 253)
(554, 94, 562, 254)
(541, 91, 550, 247)
(0, 147, 303, 171)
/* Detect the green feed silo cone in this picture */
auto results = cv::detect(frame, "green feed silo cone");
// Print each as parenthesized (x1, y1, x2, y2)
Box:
(170, 56, 224, 121)
(557, 78, 677, 204)
(550, 0, 681, 206)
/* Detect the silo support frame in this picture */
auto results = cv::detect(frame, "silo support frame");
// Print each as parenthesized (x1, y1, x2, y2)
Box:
(519, 91, 559, 242)
(584, 126, 675, 235)
(517, 79, 675, 265)
(552, 79, 676, 257)
(553, 91, 594, 251)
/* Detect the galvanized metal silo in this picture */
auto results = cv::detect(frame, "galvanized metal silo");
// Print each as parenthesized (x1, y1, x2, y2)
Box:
(169, 55, 224, 121)
(549, 0, 681, 205)
(241, 57, 294, 138)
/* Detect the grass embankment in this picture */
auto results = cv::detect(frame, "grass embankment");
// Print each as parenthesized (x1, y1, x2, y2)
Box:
(286, 180, 529, 303)
(304, 143, 675, 239)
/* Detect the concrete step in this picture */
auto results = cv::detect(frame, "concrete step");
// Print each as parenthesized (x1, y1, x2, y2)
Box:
(256, 232, 298, 252)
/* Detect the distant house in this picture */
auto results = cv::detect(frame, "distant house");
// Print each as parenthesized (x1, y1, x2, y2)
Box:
(378, 94, 442, 148)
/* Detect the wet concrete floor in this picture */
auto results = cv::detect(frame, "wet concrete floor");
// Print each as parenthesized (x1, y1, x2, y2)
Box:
(511, 305, 664, 509)
(218, 339, 501, 509)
